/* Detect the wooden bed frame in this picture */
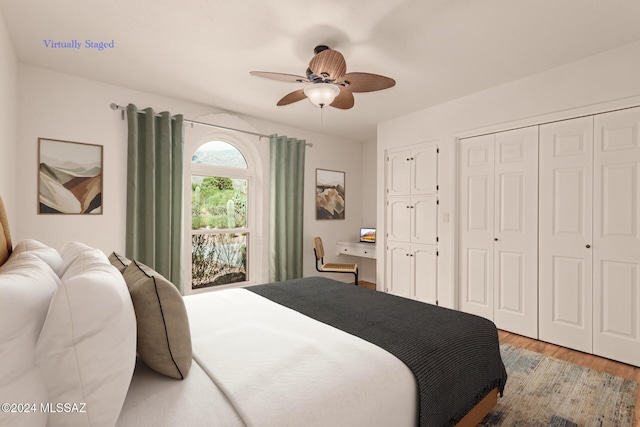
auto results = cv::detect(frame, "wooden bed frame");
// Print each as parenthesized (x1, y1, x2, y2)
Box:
(456, 387, 499, 426)
(0, 195, 12, 267)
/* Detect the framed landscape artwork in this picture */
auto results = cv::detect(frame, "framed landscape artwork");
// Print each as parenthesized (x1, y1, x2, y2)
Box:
(38, 138, 103, 214)
(316, 168, 345, 220)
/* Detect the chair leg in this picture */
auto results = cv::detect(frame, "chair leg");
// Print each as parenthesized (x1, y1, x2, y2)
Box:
(354, 269, 358, 286)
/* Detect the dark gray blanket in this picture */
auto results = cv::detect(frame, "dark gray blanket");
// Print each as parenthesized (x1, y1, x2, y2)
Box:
(248, 277, 507, 427)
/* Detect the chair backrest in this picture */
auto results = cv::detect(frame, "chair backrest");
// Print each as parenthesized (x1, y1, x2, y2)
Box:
(313, 237, 325, 260)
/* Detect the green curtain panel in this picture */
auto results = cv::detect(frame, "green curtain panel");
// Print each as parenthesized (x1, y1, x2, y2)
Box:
(269, 135, 306, 282)
(126, 104, 185, 293)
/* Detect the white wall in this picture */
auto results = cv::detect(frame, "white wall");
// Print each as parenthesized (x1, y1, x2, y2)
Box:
(359, 138, 377, 282)
(377, 40, 640, 308)
(15, 64, 370, 285)
(16, 64, 216, 253)
(361, 139, 377, 227)
(0, 8, 17, 224)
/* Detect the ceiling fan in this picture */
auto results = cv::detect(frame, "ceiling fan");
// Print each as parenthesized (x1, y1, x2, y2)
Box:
(250, 45, 396, 109)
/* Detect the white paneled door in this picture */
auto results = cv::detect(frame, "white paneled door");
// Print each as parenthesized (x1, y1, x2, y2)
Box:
(593, 107, 640, 367)
(460, 134, 495, 320)
(539, 116, 594, 353)
(459, 127, 538, 338)
(492, 128, 539, 338)
(460, 105, 640, 365)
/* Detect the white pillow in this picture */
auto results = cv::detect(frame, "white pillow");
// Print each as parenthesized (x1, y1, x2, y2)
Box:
(0, 252, 59, 427)
(13, 239, 64, 276)
(58, 241, 107, 277)
(35, 250, 137, 427)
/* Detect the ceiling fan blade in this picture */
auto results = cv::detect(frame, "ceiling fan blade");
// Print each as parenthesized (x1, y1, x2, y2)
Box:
(277, 89, 307, 106)
(340, 72, 396, 93)
(330, 86, 354, 110)
(250, 71, 309, 83)
(309, 49, 347, 81)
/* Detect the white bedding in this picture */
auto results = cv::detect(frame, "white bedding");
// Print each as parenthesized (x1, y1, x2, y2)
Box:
(117, 359, 243, 426)
(118, 288, 417, 427)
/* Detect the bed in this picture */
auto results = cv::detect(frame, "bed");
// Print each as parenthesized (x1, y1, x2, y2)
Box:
(0, 195, 507, 427)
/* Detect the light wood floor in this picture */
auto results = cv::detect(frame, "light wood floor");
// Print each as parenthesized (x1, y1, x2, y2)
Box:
(358, 280, 376, 291)
(499, 330, 640, 427)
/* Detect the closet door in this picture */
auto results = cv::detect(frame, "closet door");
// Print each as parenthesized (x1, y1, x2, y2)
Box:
(593, 107, 640, 367)
(412, 196, 438, 245)
(412, 143, 438, 195)
(387, 197, 411, 242)
(492, 127, 539, 338)
(539, 117, 593, 353)
(387, 149, 411, 196)
(386, 242, 412, 298)
(459, 134, 495, 321)
(414, 244, 437, 304)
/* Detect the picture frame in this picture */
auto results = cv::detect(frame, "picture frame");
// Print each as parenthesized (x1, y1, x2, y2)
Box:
(316, 168, 345, 220)
(37, 138, 103, 214)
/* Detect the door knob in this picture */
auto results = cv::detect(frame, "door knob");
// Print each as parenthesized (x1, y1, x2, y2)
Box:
(586, 244, 591, 248)
(494, 238, 498, 241)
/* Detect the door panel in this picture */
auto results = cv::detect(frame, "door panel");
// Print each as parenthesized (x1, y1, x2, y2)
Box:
(414, 244, 437, 304)
(552, 256, 585, 326)
(386, 242, 412, 298)
(600, 261, 637, 337)
(539, 117, 593, 353)
(466, 248, 491, 307)
(593, 107, 640, 366)
(412, 143, 438, 195)
(493, 127, 538, 338)
(497, 173, 524, 233)
(412, 196, 437, 244)
(459, 134, 495, 321)
(387, 149, 411, 196)
(386, 197, 411, 242)
(601, 163, 637, 237)
(467, 176, 491, 232)
(496, 250, 524, 314)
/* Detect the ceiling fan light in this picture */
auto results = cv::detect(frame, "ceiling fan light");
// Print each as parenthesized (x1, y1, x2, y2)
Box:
(304, 83, 340, 108)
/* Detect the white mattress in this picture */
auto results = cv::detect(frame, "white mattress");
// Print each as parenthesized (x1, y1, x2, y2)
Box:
(118, 288, 417, 426)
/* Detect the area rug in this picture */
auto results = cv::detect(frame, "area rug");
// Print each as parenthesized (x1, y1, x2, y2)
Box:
(479, 343, 637, 426)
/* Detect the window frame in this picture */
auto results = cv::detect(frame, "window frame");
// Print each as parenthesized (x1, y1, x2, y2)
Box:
(185, 133, 261, 295)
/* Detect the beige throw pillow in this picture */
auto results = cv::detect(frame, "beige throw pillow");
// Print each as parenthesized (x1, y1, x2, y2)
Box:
(123, 260, 192, 379)
(108, 252, 130, 273)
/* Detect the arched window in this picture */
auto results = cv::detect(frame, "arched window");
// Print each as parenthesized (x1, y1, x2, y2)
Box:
(189, 140, 253, 291)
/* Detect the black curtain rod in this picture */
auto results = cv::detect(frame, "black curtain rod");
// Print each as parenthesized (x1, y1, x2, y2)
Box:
(110, 103, 273, 140)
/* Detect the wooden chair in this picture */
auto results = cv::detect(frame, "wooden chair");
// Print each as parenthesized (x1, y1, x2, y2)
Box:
(313, 237, 358, 285)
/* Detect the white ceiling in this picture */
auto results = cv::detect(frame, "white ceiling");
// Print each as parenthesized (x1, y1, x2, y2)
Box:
(3, 0, 640, 142)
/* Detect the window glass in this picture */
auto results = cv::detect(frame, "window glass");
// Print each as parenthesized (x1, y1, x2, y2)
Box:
(191, 176, 247, 230)
(191, 140, 247, 168)
(192, 232, 247, 289)
(189, 140, 250, 291)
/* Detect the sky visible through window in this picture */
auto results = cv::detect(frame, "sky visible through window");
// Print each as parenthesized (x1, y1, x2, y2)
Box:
(191, 140, 247, 169)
